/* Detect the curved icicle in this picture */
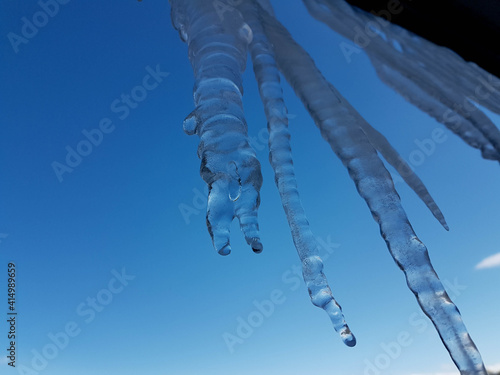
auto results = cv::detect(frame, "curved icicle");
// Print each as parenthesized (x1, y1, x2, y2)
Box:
(239, 0, 355, 346)
(303, 0, 500, 162)
(170, 0, 263, 255)
(258, 6, 487, 374)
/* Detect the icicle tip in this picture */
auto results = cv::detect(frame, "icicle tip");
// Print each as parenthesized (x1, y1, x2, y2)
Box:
(250, 238, 263, 253)
(340, 328, 356, 347)
(218, 244, 232, 256)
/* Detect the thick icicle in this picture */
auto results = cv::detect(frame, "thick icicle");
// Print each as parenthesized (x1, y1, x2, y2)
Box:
(303, 0, 500, 162)
(258, 6, 487, 374)
(170, 0, 263, 254)
(239, 0, 355, 346)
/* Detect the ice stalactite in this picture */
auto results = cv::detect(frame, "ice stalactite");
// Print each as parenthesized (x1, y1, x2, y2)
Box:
(169, 0, 490, 373)
(340, 93, 449, 229)
(239, 0, 355, 346)
(256, 4, 487, 374)
(303, 0, 500, 163)
(170, 0, 263, 255)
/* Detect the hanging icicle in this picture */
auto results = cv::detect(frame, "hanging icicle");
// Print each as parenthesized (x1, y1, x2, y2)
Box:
(169, 0, 496, 373)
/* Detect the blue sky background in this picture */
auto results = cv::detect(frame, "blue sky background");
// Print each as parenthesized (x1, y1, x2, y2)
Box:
(1, 1, 499, 374)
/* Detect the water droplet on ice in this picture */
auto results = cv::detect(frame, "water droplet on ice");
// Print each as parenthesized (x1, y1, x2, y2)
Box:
(183, 110, 200, 135)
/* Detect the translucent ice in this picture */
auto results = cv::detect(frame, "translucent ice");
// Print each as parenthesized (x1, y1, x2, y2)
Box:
(170, 1, 492, 373)
(171, 0, 263, 255)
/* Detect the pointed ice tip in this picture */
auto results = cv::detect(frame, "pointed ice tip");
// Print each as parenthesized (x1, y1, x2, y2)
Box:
(434, 212, 449, 231)
(438, 217, 449, 231)
(218, 244, 232, 256)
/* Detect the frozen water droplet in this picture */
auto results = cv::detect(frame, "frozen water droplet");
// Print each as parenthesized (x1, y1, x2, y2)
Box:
(238, 23, 253, 44)
(183, 110, 200, 135)
(341, 328, 356, 347)
(178, 27, 188, 42)
(218, 243, 231, 256)
(250, 238, 263, 254)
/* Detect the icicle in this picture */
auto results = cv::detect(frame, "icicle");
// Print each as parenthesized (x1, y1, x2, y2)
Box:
(303, 0, 500, 163)
(355, 117, 450, 229)
(366, 43, 500, 159)
(258, 6, 487, 374)
(376, 19, 500, 116)
(170, 0, 263, 255)
(239, 0, 355, 346)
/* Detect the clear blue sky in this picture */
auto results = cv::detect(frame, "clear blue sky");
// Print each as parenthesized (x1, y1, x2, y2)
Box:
(1, 1, 499, 374)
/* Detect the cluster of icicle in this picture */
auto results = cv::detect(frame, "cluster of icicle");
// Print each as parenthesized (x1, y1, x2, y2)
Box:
(169, 0, 496, 373)
(303, 0, 500, 162)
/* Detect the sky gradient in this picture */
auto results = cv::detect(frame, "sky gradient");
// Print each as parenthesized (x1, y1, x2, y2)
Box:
(1, 1, 499, 374)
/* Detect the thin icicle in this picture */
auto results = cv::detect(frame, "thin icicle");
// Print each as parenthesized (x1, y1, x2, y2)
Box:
(170, 0, 263, 255)
(313, 77, 450, 228)
(355, 117, 450, 228)
(239, 0, 355, 346)
(258, 6, 487, 374)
